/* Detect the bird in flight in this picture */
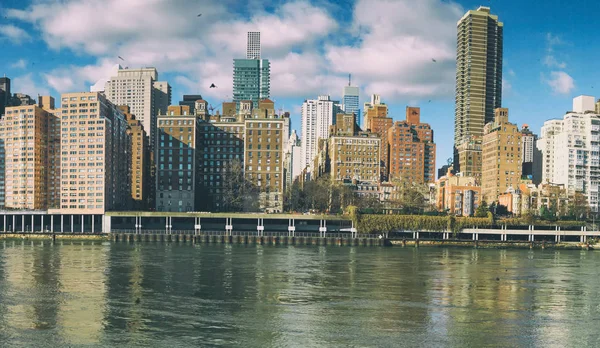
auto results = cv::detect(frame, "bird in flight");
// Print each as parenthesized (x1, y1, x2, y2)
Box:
(210, 83, 217, 88)
(431, 58, 437, 63)
(118, 56, 125, 61)
(197, 14, 202, 17)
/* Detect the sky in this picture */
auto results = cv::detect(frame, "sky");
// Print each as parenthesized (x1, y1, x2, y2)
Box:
(1, 0, 600, 173)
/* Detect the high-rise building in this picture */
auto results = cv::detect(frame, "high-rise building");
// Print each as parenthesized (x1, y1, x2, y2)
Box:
(538, 95, 600, 212)
(244, 99, 288, 212)
(388, 107, 436, 184)
(0, 76, 10, 116)
(0, 100, 59, 209)
(342, 77, 360, 125)
(285, 130, 302, 186)
(521, 124, 542, 184)
(247, 31, 261, 59)
(155, 105, 200, 212)
(11, 93, 36, 107)
(301, 95, 340, 175)
(363, 96, 393, 180)
(104, 67, 171, 151)
(120, 106, 151, 209)
(481, 108, 521, 203)
(56, 92, 130, 214)
(39, 96, 62, 209)
(233, 32, 270, 109)
(454, 6, 503, 168)
(178, 95, 204, 114)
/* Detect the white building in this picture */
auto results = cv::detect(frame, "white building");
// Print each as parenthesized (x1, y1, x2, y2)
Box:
(300, 95, 340, 175)
(246, 31, 261, 59)
(104, 67, 171, 151)
(284, 130, 303, 186)
(537, 95, 600, 211)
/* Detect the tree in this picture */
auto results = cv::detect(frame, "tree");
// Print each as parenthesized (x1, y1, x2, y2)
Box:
(495, 204, 510, 217)
(221, 159, 259, 212)
(475, 200, 488, 217)
(568, 192, 590, 220)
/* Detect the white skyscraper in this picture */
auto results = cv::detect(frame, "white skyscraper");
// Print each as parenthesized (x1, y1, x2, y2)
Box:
(301, 95, 340, 174)
(538, 95, 600, 211)
(104, 67, 171, 151)
(247, 31, 261, 59)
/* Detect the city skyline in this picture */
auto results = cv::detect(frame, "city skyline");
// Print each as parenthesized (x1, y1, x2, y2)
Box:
(1, 0, 599, 170)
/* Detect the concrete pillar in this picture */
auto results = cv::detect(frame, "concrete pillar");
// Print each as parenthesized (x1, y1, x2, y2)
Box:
(257, 218, 264, 236)
(41, 215, 44, 232)
(472, 233, 475, 241)
(165, 217, 169, 234)
(288, 219, 295, 237)
(92, 215, 95, 233)
(103, 214, 111, 233)
(416, 232, 420, 240)
(61, 215, 64, 233)
(475, 233, 479, 241)
(225, 218, 233, 236)
(22, 215, 25, 232)
(319, 220, 327, 238)
(3, 215, 6, 232)
(194, 217, 201, 235)
(31, 215, 34, 233)
(51, 215, 54, 233)
(12, 215, 15, 232)
(71, 215, 74, 233)
(81, 215, 84, 233)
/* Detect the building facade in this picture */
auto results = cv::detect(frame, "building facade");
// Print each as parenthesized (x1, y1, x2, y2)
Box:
(56, 92, 130, 214)
(481, 108, 521, 203)
(435, 169, 482, 216)
(300, 95, 340, 175)
(155, 106, 200, 212)
(120, 106, 151, 209)
(363, 95, 393, 180)
(244, 100, 288, 212)
(388, 107, 436, 184)
(0, 77, 10, 116)
(0, 101, 59, 210)
(104, 67, 171, 151)
(456, 136, 483, 181)
(247, 31, 261, 59)
(537, 95, 600, 212)
(454, 6, 503, 168)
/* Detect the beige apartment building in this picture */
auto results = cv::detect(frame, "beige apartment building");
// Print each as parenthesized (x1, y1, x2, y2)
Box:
(481, 108, 522, 202)
(56, 92, 130, 214)
(0, 99, 59, 210)
(244, 99, 288, 212)
(328, 113, 381, 183)
(363, 96, 393, 180)
(120, 106, 151, 209)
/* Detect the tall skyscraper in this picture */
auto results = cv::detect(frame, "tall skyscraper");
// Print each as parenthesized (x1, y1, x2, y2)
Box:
(521, 124, 542, 183)
(104, 67, 171, 151)
(233, 32, 270, 109)
(247, 32, 261, 59)
(538, 95, 600, 212)
(342, 76, 360, 126)
(454, 6, 503, 168)
(301, 95, 340, 175)
(481, 108, 521, 203)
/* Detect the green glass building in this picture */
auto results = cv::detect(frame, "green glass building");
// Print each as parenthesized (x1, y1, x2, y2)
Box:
(232, 58, 270, 109)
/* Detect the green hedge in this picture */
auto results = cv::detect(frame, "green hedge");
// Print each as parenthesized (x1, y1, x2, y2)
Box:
(356, 214, 585, 234)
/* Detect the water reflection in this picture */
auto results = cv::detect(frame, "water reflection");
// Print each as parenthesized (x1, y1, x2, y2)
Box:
(1, 242, 600, 346)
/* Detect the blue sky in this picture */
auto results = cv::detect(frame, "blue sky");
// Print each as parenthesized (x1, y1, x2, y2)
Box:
(1, 0, 599, 172)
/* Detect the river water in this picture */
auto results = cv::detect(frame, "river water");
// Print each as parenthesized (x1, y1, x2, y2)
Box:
(0, 241, 600, 347)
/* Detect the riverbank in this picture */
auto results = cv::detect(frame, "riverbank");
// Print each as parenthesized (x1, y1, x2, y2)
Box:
(0, 233, 107, 241)
(389, 239, 594, 250)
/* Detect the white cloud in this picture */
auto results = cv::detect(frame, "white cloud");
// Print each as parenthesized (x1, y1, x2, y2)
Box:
(543, 32, 567, 68)
(544, 71, 575, 95)
(0, 24, 31, 44)
(502, 78, 512, 95)
(7, 0, 465, 103)
(11, 59, 28, 69)
(12, 73, 50, 97)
